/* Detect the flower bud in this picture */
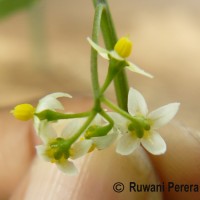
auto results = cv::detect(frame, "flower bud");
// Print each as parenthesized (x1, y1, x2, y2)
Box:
(114, 37, 132, 58)
(11, 104, 35, 121)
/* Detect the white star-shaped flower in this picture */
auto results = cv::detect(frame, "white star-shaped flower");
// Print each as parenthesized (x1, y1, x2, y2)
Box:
(34, 92, 72, 136)
(87, 37, 153, 78)
(110, 88, 180, 155)
(36, 118, 92, 175)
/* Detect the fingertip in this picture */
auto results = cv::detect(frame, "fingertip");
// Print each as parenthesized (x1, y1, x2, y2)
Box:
(148, 121, 200, 200)
(17, 146, 162, 200)
(0, 109, 35, 199)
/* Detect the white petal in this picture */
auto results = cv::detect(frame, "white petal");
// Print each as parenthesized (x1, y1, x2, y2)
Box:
(91, 114, 104, 125)
(38, 121, 57, 143)
(126, 61, 153, 78)
(128, 88, 148, 116)
(108, 112, 128, 134)
(148, 103, 180, 129)
(36, 145, 50, 162)
(109, 50, 124, 61)
(116, 132, 140, 155)
(56, 160, 78, 175)
(33, 116, 40, 134)
(47, 92, 72, 99)
(92, 132, 118, 150)
(141, 131, 166, 155)
(87, 37, 109, 60)
(36, 92, 72, 112)
(70, 139, 92, 159)
(61, 118, 85, 139)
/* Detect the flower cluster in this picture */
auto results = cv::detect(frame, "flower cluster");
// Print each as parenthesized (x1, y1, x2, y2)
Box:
(11, 87, 179, 175)
(11, 36, 180, 175)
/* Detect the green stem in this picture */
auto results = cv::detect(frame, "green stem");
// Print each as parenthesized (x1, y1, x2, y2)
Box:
(100, 63, 116, 95)
(100, 109, 113, 126)
(92, 0, 129, 111)
(93, 0, 117, 49)
(113, 70, 129, 111)
(90, 3, 105, 100)
(100, 59, 126, 95)
(69, 113, 96, 143)
(102, 97, 145, 138)
(35, 110, 91, 121)
(102, 97, 136, 123)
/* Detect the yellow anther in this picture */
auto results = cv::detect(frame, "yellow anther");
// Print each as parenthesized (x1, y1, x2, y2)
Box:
(88, 144, 96, 153)
(84, 125, 98, 139)
(11, 104, 35, 121)
(79, 137, 85, 141)
(114, 36, 132, 58)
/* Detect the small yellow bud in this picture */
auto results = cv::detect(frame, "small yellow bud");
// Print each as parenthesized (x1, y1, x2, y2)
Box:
(114, 37, 132, 58)
(11, 104, 35, 121)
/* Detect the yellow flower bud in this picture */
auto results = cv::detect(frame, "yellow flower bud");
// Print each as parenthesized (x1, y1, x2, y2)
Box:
(114, 37, 132, 58)
(11, 104, 35, 121)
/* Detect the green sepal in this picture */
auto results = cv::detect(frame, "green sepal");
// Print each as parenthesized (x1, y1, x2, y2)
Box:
(47, 137, 72, 161)
(128, 121, 144, 139)
(84, 124, 112, 139)
(135, 127, 144, 138)
(35, 110, 59, 121)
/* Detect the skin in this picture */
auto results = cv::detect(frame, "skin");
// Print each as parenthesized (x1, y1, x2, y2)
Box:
(0, 97, 200, 200)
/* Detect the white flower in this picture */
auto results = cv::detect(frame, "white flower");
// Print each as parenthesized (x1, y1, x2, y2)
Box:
(87, 37, 153, 78)
(110, 88, 180, 155)
(36, 118, 92, 175)
(84, 114, 118, 151)
(34, 92, 72, 136)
